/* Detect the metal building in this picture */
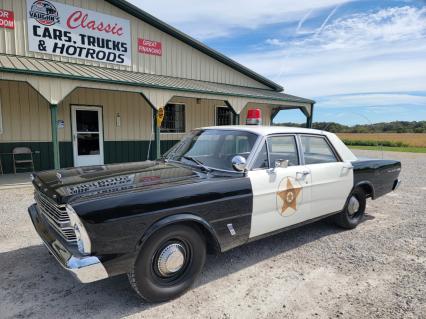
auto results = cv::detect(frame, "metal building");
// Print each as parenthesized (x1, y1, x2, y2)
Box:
(0, 0, 314, 174)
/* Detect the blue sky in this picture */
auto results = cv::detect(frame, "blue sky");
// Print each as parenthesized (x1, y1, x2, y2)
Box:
(130, 0, 426, 125)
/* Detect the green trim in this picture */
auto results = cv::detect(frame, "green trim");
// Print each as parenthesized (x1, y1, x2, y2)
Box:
(0, 66, 314, 105)
(50, 104, 60, 169)
(306, 103, 314, 128)
(106, 0, 283, 91)
(153, 109, 161, 159)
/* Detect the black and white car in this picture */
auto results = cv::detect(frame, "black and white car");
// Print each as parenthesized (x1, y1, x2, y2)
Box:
(28, 126, 401, 302)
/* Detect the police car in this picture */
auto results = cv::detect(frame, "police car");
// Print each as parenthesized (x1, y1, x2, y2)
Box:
(28, 125, 401, 302)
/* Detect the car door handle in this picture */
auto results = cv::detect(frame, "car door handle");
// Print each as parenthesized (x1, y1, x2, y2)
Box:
(296, 170, 310, 179)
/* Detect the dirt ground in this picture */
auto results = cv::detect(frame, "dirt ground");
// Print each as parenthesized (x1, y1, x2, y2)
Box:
(0, 150, 425, 319)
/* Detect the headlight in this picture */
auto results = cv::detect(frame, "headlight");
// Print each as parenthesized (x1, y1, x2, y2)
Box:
(66, 204, 92, 255)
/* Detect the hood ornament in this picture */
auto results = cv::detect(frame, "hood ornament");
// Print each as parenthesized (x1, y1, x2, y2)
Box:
(56, 172, 62, 181)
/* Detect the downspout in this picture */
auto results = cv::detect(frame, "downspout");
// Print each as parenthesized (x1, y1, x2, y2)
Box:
(50, 104, 60, 169)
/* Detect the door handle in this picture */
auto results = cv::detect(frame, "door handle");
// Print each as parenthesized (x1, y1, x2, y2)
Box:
(296, 170, 310, 179)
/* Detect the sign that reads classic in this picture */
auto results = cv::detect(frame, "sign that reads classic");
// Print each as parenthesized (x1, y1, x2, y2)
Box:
(26, 0, 131, 66)
(0, 9, 15, 29)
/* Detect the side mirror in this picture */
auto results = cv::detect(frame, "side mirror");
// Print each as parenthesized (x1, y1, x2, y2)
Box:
(275, 159, 289, 169)
(232, 155, 247, 172)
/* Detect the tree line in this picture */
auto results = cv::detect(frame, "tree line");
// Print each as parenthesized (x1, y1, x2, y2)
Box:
(274, 121, 426, 133)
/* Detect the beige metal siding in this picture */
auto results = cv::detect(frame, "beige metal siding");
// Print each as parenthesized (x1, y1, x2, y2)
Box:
(0, 0, 270, 89)
(160, 97, 227, 140)
(58, 88, 153, 142)
(240, 104, 272, 126)
(0, 80, 51, 142)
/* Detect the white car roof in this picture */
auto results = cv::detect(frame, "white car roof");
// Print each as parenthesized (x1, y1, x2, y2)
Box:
(199, 125, 358, 161)
(200, 125, 326, 136)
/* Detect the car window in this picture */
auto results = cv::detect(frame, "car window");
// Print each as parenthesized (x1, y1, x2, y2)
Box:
(267, 135, 299, 167)
(300, 135, 338, 164)
(165, 129, 258, 171)
(252, 142, 269, 169)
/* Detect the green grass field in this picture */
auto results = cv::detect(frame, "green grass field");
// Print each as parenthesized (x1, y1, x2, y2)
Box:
(348, 145, 426, 153)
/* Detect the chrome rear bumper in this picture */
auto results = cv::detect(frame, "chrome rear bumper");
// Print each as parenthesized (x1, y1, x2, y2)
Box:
(28, 204, 109, 283)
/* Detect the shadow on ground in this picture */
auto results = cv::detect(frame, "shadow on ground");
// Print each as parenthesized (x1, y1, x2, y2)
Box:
(0, 218, 352, 319)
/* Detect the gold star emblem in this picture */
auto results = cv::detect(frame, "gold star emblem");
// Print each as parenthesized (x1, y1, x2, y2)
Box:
(277, 178, 302, 215)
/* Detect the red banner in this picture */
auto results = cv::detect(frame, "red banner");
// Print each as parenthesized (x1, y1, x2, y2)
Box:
(0, 9, 14, 29)
(138, 38, 162, 56)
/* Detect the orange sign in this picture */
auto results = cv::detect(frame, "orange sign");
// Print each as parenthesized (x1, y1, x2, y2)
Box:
(157, 107, 165, 127)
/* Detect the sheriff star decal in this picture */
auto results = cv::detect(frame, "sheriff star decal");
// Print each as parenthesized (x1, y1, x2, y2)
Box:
(276, 177, 302, 216)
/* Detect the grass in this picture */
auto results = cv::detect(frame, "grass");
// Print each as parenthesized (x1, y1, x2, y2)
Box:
(338, 133, 426, 147)
(337, 133, 426, 153)
(348, 145, 426, 153)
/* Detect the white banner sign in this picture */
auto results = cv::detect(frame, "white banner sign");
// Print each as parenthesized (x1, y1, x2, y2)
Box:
(26, 0, 131, 66)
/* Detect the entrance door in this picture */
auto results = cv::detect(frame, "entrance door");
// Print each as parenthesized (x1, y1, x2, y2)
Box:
(71, 106, 104, 167)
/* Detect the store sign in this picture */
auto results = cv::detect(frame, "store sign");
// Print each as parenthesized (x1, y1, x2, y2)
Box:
(0, 9, 14, 29)
(26, 0, 131, 65)
(138, 38, 162, 56)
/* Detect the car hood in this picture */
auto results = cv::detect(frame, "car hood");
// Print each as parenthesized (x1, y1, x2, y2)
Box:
(32, 161, 201, 204)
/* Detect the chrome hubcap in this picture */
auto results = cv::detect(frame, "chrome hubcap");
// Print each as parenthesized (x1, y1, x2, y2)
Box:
(157, 243, 186, 277)
(348, 196, 360, 216)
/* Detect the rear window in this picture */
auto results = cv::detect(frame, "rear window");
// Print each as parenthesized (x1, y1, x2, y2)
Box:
(300, 136, 338, 164)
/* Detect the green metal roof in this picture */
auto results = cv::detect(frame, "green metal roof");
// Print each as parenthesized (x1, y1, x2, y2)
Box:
(106, 0, 284, 92)
(0, 54, 314, 104)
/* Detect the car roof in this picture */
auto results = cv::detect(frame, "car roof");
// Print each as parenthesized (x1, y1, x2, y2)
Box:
(199, 125, 327, 136)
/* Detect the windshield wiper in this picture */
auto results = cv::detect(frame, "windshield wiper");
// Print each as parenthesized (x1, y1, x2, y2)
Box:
(182, 156, 211, 173)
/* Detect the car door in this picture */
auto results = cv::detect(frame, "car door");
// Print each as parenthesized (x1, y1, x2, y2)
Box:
(299, 135, 353, 218)
(248, 134, 312, 238)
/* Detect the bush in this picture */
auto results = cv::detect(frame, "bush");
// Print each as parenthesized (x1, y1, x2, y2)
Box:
(342, 139, 409, 147)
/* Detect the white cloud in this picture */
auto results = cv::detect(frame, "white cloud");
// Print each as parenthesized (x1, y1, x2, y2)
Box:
(234, 5, 426, 100)
(316, 93, 426, 108)
(127, 0, 353, 39)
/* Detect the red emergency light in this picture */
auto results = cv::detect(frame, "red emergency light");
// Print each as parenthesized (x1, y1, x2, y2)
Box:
(246, 108, 262, 125)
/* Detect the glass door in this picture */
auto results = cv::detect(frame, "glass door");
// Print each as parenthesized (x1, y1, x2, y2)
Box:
(71, 106, 104, 167)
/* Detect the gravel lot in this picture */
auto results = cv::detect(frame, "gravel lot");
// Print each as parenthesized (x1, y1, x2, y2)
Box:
(0, 150, 425, 319)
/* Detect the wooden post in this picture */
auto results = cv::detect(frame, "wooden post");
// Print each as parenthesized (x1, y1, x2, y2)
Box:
(50, 104, 60, 169)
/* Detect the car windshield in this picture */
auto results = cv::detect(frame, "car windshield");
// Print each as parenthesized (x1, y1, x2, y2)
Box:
(164, 129, 259, 171)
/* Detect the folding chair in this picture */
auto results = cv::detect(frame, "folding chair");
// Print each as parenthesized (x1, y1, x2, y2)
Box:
(12, 147, 35, 174)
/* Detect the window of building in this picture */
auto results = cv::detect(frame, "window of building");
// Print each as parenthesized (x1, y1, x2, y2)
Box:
(216, 106, 233, 126)
(161, 104, 185, 133)
(267, 135, 299, 167)
(300, 135, 338, 164)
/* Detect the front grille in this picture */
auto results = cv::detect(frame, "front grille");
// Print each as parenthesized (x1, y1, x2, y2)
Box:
(34, 191, 76, 243)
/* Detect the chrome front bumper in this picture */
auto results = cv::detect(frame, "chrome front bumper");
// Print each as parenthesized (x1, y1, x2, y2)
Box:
(28, 204, 109, 283)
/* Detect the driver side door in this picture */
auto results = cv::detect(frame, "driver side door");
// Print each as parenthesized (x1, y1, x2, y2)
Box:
(248, 135, 312, 238)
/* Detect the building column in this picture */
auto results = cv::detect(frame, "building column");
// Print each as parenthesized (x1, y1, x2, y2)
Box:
(306, 103, 315, 128)
(50, 104, 60, 169)
(153, 108, 161, 159)
(233, 114, 240, 125)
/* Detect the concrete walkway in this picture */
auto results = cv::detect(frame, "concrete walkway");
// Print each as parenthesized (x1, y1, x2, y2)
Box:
(0, 173, 33, 190)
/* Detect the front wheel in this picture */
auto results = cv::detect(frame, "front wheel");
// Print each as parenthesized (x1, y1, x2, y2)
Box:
(128, 224, 206, 302)
(333, 188, 366, 229)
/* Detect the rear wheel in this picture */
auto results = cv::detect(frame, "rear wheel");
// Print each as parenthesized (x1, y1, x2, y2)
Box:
(128, 224, 206, 302)
(333, 188, 366, 229)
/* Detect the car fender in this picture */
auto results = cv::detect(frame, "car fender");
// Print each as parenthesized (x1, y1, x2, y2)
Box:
(353, 181, 375, 199)
(135, 213, 222, 253)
